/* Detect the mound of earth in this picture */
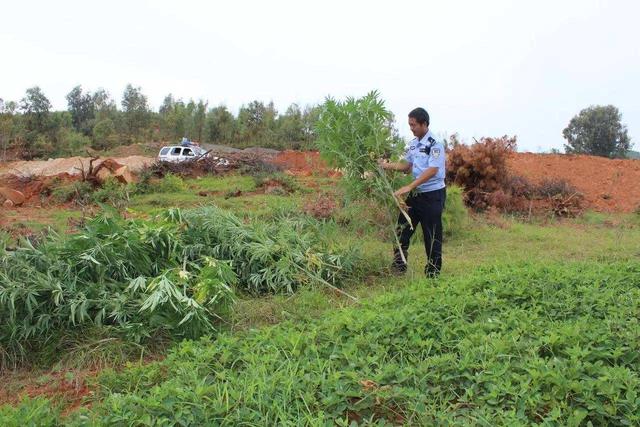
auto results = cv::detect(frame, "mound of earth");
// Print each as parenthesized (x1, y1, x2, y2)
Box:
(508, 153, 640, 213)
(0, 156, 153, 178)
(271, 151, 329, 176)
(269, 151, 640, 213)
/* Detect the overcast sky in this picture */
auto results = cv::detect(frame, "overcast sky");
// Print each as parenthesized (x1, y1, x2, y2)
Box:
(1, 0, 638, 152)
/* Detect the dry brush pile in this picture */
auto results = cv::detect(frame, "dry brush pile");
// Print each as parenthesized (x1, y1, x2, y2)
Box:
(447, 136, 584, 217)
(146, 150, 280, 179)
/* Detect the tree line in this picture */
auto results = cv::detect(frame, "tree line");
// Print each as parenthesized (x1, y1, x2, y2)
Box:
(0, 85, 321, 159)
(0, 85, 633, 160)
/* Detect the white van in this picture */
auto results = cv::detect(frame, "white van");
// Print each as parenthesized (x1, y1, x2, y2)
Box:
(158, 145, 206, 163)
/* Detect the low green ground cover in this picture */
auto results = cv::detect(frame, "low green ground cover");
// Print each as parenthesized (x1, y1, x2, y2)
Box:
(1, 171, 639, 425)
(3, 261, 639, 425)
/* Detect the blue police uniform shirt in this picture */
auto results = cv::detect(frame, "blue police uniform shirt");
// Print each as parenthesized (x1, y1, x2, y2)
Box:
(403, 130, 446, 193)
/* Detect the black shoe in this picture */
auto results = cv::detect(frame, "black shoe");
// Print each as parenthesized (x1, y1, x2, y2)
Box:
(425, 269, 440, 279)
(390, 264, 407, 276)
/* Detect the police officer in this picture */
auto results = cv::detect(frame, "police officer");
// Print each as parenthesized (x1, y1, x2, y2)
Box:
(380, 107, 446, 277)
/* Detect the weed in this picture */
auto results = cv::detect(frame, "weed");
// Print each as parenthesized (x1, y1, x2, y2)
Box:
(90, 178, 132, 208)
(316, 91, 418, 261)
(251, 171, 301, 193)
(442, 184, 467, 238)
(51, 181, 93, 205)
(535, 178, 577, 198)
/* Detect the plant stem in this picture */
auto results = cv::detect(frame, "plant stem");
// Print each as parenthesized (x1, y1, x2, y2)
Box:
(294, 264, 359, 303)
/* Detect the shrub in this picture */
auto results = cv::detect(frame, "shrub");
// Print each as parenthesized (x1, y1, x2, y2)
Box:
(251, 171, 300, 193)
(92, 119, 118, 150)
(29, 135, 55, 159)
(50, 177, 133, 208)
(53, 129, 92, 157)
(133, 172, 186, 195)
(50, 180, 93, 204)
(442, 185, 467, 237)
(446, 136, 516, 210)
(156, 173, 186, 193)
(91, 178, 132, 208)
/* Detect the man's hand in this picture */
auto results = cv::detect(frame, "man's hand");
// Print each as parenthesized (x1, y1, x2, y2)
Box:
(394, 185, 413, 198)
(379, 159, 412, 173)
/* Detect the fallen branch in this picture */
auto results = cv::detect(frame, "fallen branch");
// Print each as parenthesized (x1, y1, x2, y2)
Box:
(295, 264, 359, 303)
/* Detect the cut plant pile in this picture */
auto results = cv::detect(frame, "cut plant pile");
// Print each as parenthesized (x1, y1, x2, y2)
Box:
(178, 206, 361, 295)
(0, 206, 363, 370)
(5, 261, 638, 425)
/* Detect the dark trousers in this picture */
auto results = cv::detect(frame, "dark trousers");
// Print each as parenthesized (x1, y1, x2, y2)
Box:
(393, 187, 446, 276)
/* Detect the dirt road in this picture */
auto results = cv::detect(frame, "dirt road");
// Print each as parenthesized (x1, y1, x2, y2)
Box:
(0, 156, 154, 178)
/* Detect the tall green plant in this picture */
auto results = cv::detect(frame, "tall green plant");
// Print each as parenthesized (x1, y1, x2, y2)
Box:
(316, 91, 402, 196)
(316, 91, 410, 261)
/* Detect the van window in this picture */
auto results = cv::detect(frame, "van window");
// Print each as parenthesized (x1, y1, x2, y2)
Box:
(160, 147, 170, 155)
(183, 148, 194, 156)
(171, 147, 182, 155)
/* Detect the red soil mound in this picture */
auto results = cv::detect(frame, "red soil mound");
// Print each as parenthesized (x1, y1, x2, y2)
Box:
(271, 151, 327, 176)
(272, 150, 640, 213)
(508, 153, 640, 213)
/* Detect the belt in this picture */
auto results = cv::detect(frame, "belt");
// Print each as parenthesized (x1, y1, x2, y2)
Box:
(416, 187, 446, 195)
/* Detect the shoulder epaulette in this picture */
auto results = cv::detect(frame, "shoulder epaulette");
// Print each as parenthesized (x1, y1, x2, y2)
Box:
(427, 136, 436, 144)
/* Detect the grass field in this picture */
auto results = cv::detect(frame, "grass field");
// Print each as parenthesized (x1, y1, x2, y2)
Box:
(1, 172, 639, 425)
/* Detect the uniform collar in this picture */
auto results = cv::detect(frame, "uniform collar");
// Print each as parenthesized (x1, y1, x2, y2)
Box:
(415, 130, 433, 147)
